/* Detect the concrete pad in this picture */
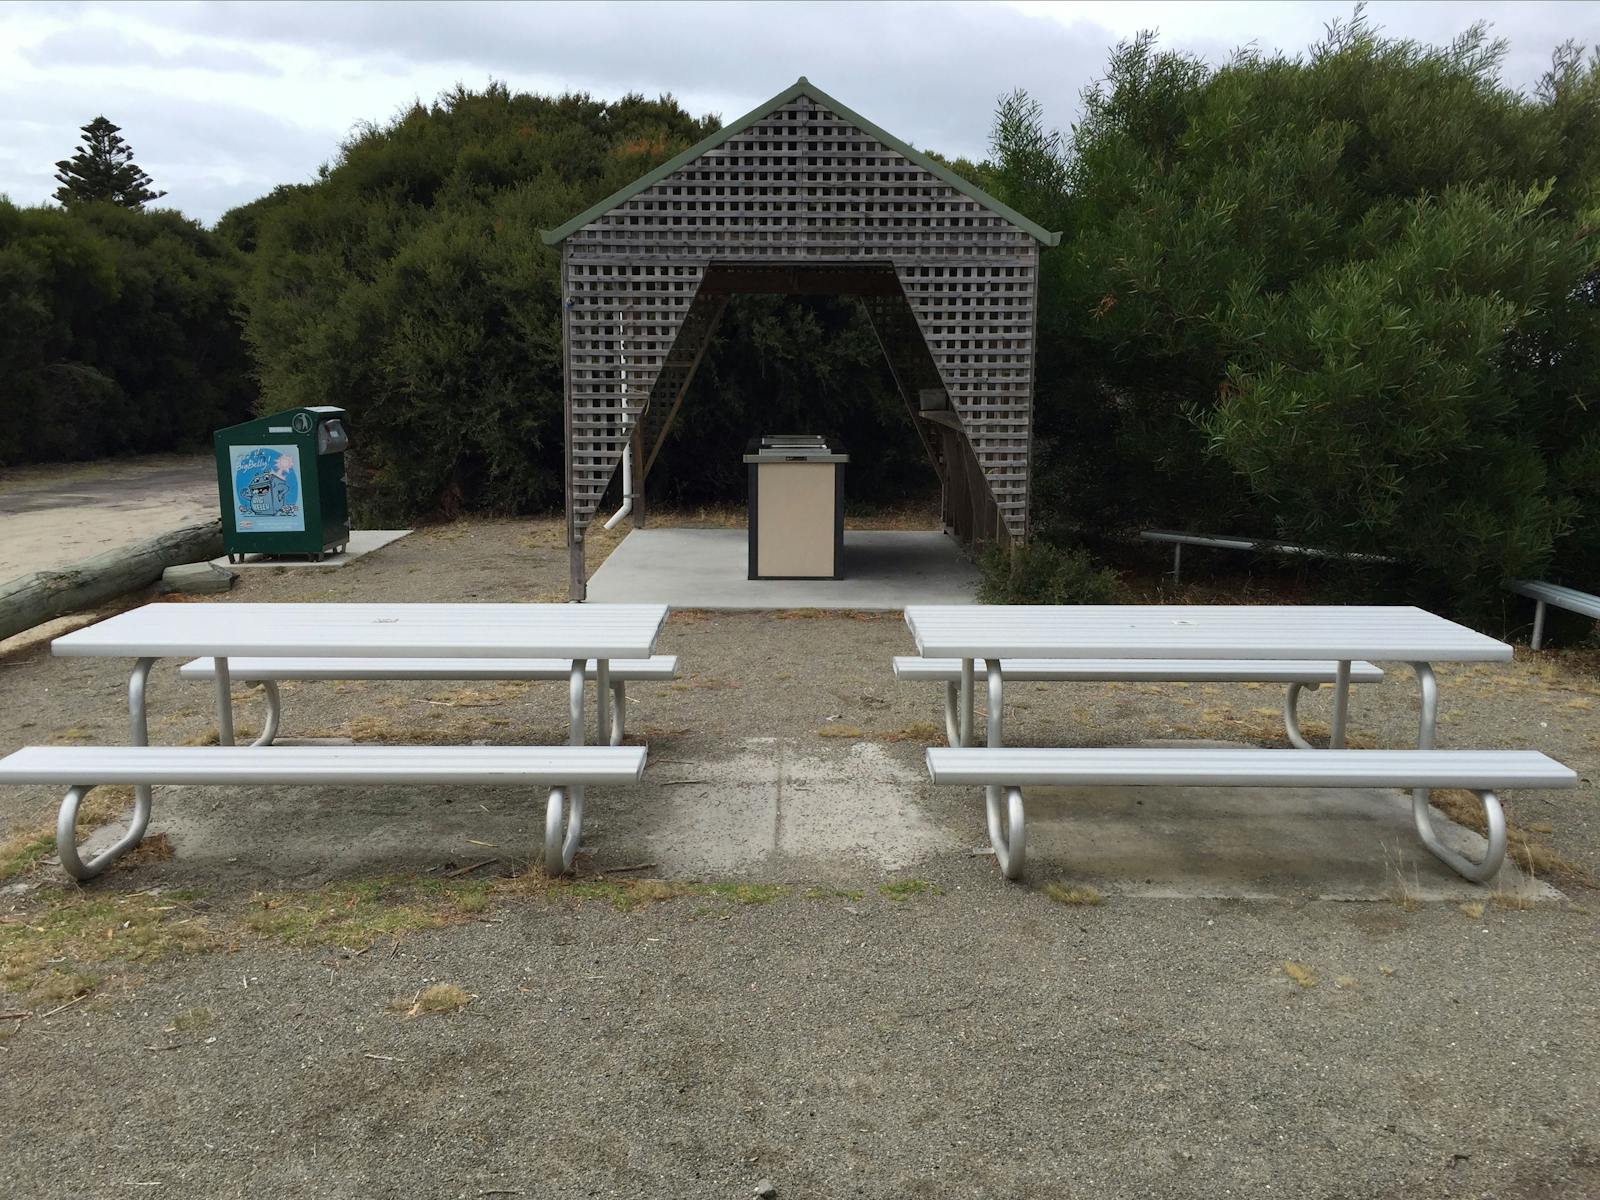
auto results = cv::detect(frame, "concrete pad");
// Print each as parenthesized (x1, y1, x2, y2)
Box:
(161, 561, 237, 594)
(113, 734, 1556, 903)
(586, 528, 978, 609)
(212, 529, 411, 570)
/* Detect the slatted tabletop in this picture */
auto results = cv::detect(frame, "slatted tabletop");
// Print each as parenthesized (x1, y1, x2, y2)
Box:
(903, 605, 1511, 663)
(52, 603, 669, 661)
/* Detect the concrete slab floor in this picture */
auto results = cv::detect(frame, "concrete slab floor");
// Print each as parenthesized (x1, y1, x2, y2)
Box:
(210, 528, 412, 571)
(584, 527, 979, 609)
(89, 736, 1555, 903)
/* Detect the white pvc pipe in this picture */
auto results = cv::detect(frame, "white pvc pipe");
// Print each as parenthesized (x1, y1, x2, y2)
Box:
(603, 441, 633, 530)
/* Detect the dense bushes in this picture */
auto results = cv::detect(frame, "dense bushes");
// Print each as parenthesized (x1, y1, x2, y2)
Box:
(234, 86, 930, 524)
(982, 19, 1600, 615)
(0, 200, 254, 464)
(978, 542, 1123, 605)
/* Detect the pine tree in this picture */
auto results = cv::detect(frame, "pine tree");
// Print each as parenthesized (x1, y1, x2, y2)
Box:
(53, 116, 166, 209)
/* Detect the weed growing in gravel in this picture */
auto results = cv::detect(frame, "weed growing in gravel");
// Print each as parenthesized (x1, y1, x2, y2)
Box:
(0, 888, 216, 1003)
(241, 877, 492, 948)
(395, 982, 472, 1017)
(879, 722, 946, 744)
(1282, 962, 1317, 989)
(879, 879, 936, 901)
(1043, 882, 1104, 906)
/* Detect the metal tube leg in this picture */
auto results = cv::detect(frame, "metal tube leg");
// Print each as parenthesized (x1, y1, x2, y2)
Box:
(63, 654, 164, 881)
(1173, 543, 1182, 585)
(1399, 659, 1504, 879)
(1413, 788, 1507, 883)
(943, 682, 961, 747)
(596, 658, 612, 745)
(213, 656, 236, 747)
(544, 660, 587, 874)
(958, 658, 975, 748)
(56, 783, 153, 881)
(1328, 660, 1351, 749)
(1282, 681, 1319, 750)
(981, 660, 1025, 878)
(251, 681, 282, 747)
(1532, 600, 1546, 651)
(608, 680, 626, 747)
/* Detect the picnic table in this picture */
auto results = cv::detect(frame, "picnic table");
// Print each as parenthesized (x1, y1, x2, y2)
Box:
(903, 604, 1537, 880)
(36, 602, 668, 875)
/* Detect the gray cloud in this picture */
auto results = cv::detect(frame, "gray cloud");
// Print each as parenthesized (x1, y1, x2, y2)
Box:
(3, 1, 1595, 224)
(23, 24, 284, 75)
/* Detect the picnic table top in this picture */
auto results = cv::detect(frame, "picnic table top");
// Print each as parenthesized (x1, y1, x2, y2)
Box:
(52, 602, 670, 661)
(902, 604, 1512, 663)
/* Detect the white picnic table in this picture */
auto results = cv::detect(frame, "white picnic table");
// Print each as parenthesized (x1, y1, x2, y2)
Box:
(904, 604, 1516, 873)
(905, 603, 1509, 748)
(49, 602, 668, 871)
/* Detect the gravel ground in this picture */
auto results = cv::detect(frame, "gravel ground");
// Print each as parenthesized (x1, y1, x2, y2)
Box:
(2, 517, 1598, 1198)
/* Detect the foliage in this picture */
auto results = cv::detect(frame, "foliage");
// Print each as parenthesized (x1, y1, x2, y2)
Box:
(53, 116, 165, 209)
(0, 199, 254, 465)
(987, 12, 1600, 616)
(650, 293, 933, 509)
(235, 85, 934, 523)
(978, 541, 1123, 605)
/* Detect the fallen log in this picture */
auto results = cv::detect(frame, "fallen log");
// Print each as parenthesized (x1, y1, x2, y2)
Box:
(0, 520, 223, 642)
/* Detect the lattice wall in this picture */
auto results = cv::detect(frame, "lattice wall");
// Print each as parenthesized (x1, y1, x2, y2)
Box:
(559, 88, 1045, 542)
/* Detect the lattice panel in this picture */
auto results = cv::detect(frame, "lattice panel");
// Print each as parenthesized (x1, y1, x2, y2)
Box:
(563, 91, 1041, 537)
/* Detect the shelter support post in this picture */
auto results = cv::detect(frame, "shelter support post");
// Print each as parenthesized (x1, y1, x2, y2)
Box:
(569, 535, 586, 603)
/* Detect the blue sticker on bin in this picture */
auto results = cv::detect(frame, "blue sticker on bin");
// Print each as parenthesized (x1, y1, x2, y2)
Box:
(231, 444, 305, 532)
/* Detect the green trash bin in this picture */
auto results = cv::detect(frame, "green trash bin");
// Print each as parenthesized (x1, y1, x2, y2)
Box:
(215, 406, 351, 562)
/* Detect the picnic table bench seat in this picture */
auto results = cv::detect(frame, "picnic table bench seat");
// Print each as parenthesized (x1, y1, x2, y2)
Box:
(0, 744, 646, 881)
(893, 656, 1384, 750)
(178, 655, 679, 747)
(927, 746, 1576, 882)
(1510, 581, 1600, 650)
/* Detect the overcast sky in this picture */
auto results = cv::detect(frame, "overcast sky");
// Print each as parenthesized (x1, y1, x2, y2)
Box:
(3, 1, 1595, 225)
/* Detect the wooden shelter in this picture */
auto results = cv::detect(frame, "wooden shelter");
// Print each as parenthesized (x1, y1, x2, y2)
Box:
(544, 78, 1059, 599)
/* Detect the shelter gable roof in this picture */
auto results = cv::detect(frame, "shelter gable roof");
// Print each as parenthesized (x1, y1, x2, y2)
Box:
(541, 77, 1061, 247)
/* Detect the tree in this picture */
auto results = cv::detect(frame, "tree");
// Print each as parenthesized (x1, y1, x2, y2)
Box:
(53, 116, 166, 209)
(986, 15, 1600, 618)
(233, 84, 931, 524)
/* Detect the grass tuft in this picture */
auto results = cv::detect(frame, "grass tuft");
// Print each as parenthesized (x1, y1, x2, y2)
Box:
(1043, 882, 1105, 906)
(1282, 961, 1317, 989)
(399, 982, 472, 1017)
(879, 879, 936, 901)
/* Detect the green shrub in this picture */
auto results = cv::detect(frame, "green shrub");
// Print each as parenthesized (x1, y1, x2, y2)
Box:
(985, 17, 1600, 619)
(978, 542, 1123, 605)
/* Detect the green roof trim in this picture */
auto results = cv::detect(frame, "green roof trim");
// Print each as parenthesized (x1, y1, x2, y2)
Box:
(540, 77, 1061, 248)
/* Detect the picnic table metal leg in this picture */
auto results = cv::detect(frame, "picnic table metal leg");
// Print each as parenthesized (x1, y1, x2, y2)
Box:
(595, 658, 612, 745)
(1404, 660, 1501, 879)
(1282, 682, 1318, 750)
(982, 660, 1025, 879)
(57, 657, 159, 881)
(1328, 660, 1351, 749)
(213, 656, 236, 747)
(608, 680, 626, 746)
(1401, 659, 1505, 879)
(1531, 600, 1546, 650)
(958, 658, 975, 748)
(249, 682, 282, 747)
(544, 660, 587, 874)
